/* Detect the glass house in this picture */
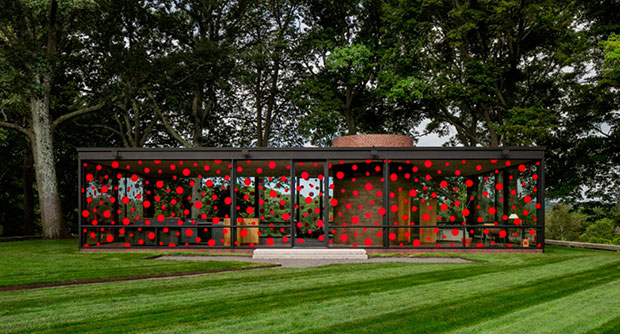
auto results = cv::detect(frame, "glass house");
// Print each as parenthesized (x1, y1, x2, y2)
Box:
(77, 145, 545, 251)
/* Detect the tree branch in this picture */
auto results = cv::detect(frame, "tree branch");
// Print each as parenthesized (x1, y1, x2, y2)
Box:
(146, 91, 191, 147)
(51, 101, 107, 129)
(0, 121, 32, 139)
(0, 22, 17, 45)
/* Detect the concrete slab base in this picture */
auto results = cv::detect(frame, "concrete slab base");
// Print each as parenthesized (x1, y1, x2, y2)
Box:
(253, 248, 368, 260)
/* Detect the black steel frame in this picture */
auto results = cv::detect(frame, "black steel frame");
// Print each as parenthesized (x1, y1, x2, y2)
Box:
(77, 146, 545, 251)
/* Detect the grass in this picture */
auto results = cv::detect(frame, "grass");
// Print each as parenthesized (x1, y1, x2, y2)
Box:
(0, 239, 264, 288)
(0, 241, 619, 333)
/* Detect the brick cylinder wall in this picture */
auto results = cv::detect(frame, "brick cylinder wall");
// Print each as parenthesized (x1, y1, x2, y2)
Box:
(332, 134, 414, 147)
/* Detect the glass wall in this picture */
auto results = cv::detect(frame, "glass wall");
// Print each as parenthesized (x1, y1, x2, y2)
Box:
(79, 156, 543, 249)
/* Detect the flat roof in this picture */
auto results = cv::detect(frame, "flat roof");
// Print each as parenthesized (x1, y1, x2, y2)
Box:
(77, 146, 545, 161)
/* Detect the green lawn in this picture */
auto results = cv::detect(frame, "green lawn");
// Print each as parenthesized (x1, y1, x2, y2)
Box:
(0, 239, 262, 288)
(1, 241, 620, 333)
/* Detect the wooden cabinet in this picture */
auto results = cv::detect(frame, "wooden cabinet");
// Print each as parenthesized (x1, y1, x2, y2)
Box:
(222, 218, 259, 246)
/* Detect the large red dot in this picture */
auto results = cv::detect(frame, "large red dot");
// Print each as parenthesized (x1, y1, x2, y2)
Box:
(340, 234, 348, 242)
(176, 187, 184, 194)
(365, 183, 373, 191)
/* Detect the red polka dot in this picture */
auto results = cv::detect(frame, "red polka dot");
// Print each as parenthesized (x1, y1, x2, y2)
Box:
(185, 229, 193, 236)
(424, 160, 432, 168)
(268, 161, 276, 169)
(81, 210, 90, 218)
(86, 174, 94, 182)
(176, 187, 184, 194)
(364, 183, 373, 191)
(340, 234, 348, 242)
(336, 171, 344, 179)
(194, 201, 203, 209)
(106, 235, 114, 242)
(266, 238, 274, 245)
(364, 238, 372, 246)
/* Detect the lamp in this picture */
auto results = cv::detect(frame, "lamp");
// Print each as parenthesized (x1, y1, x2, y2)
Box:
(508, 213, 519, 220)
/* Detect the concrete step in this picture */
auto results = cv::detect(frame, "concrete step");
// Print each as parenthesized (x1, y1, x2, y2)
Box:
(253, 248, 368, 260)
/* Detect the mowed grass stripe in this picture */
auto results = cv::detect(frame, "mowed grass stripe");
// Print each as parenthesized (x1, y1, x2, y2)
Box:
(586, 315, 620, 334)
(0, 240, 259, 288)
(200, 263, 620, 333)
(0, 251, 580, 330)
(448, 279, 620, 334)
(1, 250, 617, 334)
(3, 263, 502, 333)
(302, 262, 620, 334)
(0, 262, 473, 312)
(0, 254, 611, 333)
(168, 256, 620, 334)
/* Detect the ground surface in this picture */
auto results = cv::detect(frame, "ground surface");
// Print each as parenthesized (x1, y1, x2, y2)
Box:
(157, 254, 472, 267)
(0, 240, 266, 288)
(1, 240, 620, 333)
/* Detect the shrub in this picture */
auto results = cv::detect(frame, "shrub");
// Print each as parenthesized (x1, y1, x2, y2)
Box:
(545, 204, 586, 241)
(580, 218, 616, 244)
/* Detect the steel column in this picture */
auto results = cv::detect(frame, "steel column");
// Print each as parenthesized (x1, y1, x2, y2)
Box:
(323, 160, 329, 247)
(289, 159, 296, 247)
(230, 160, 237, 247)
(383, 159, 390, 247)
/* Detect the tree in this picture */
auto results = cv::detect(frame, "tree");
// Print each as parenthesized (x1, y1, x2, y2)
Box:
(381, 0, 586, 147)
(236, 0, 304, 147)
(150, 0, 253, 148)
(0, 0, 113, 238)
(546, 204, 585, 241)
(545, 1, 620, 207)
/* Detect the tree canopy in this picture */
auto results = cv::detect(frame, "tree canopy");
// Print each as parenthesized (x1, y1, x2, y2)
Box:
(0, 0, 618, 237)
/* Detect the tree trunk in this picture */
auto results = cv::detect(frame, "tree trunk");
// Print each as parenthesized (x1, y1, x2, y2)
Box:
(30, 76, 69, 239)
(22, 149, 35, 235)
